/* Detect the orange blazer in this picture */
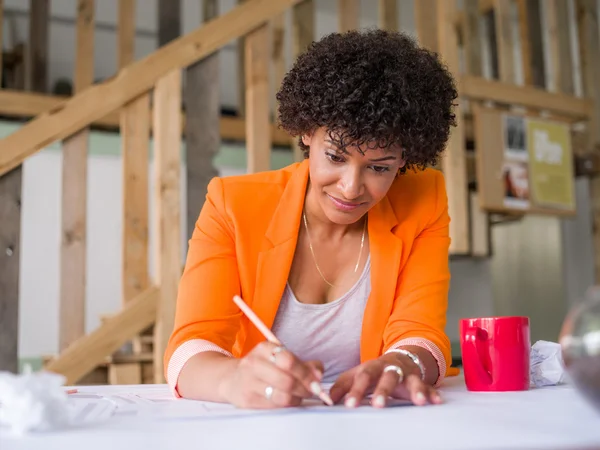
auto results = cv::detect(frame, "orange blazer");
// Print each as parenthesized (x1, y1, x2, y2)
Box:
(165, 159, 452, 377)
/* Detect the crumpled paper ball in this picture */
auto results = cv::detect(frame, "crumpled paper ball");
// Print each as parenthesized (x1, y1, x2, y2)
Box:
(0, 367, 71, 435)
(530, 340, 567, 388)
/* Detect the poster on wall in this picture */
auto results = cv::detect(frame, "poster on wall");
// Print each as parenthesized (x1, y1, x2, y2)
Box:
(526, 119, 575, 210)
(502, 115, 530, 209)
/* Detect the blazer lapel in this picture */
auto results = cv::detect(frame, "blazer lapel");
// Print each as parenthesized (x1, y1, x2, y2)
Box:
(242, 160, 310, 354)
(361, 195, 403, 361)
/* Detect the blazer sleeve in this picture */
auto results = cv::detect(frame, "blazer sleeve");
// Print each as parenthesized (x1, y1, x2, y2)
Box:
(382, 170, 452, 375)
(163, 177, 242, 374)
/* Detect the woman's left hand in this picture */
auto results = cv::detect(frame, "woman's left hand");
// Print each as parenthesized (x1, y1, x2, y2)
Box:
(329, 353, 443, 408)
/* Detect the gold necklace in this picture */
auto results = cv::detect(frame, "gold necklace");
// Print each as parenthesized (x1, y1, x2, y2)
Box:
(302, 212, 366, 288)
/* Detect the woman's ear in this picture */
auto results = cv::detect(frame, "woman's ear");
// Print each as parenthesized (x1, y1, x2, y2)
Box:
(301, 134, 312, 146)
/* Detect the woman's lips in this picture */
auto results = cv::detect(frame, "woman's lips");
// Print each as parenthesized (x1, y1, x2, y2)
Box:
(327, 194, 364, 211)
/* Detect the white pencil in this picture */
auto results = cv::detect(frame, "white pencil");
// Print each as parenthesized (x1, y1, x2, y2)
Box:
(233, 295, 333, 406)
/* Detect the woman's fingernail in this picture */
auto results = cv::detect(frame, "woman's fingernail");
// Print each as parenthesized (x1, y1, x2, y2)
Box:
(433, 392, 443, 403)
(310, 381, 323, 396)
(345, 397, 357, 408)
(416, 392, 426, 404)
(373, 395, 385, 407)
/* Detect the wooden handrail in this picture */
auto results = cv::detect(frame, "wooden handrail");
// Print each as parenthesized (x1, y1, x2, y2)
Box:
(0, 89, 293, 146)
(45, 287, 159, 385)
(460, 75, 594, 119)
(0, 0, 300, 176)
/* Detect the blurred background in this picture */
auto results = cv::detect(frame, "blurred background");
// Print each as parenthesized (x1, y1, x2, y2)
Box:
(0, 0, 598, 386)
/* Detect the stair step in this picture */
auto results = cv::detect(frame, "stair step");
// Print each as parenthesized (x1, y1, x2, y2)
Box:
(109, 352, 153, 364)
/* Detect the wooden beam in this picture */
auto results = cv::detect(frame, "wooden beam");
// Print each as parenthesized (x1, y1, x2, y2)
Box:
(152, 70, 182, 384)
(291, 0, 314, 161)
(0, 0, 3, 84)
(415, 0, 438, 52)
(378, 0, 397, 31)
(120, 0, 150, 308)
(245, 24, 271, 173)
(338, 0, 359, 32)
(46, 287, 158, 385)
(493, 0, 515, 83)
(0, 167, 21, 373)
(271, 12, 286, 117)
(59, 0, 94, 352)
(185, 0, 220, 240)
(460, 76, 593, 119)
(118, 0, 135, 69)
(438, 0, 470, 254)
(517, 0, 545, 87)
(463, 0, 489, 258)
(0, 89, 293, 146)
(464, 0, 483, 76)
(238, 0, 246, 117)
(0, 0, 302, 176)
(26, 0, 49, 92)
(546, 0, 574, 95)
(576, 0, 600, 284)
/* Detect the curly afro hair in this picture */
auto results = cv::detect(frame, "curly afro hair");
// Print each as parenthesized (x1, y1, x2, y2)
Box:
(276, 29, 458, 170)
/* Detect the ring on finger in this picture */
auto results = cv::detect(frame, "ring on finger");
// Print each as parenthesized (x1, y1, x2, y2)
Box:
(383, 364, 404, 384)
(269, 345, 285, 363)
(265, 385, 274, 401)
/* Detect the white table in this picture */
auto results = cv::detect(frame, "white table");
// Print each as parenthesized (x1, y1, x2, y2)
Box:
(2, 376, 599, 450)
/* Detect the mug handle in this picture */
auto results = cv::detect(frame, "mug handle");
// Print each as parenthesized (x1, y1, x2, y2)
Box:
(463, 327, 493, 384)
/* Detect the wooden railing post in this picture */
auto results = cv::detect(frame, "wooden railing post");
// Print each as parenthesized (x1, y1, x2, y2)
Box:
(0, 0, 21, 375)
(59, 0, 94, 352)
(152, 70, 183, 384)
(291, 0, 314, 162)
(245, 24, 272, 173)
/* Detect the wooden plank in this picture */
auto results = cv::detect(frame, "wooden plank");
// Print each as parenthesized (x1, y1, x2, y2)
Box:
(0, 167, 21, 373)
(291, 0, 314, 162)
(26, 0, 49, 92)
(460, 75, 593, 119)
(546, 0, 574, 95)
(464, 0, 483, 76)
(245, 24, 271, 173)
(108, 363, 142, 384)
(0, 0, 3, 84)
(185, 0, 220, 240)
(576, 0, 600, 283)
(517, 0, 545, 87)
(493, 0, 515, 83)
(120, 0, 150, 309)
(0, 89, 293, 146)
(338, 0, 359, 32)
(437, 0, 470, 254)
(415, 0, 438, 52)
(46, 287, 158, 385)
(271, 12, 286, 116)
(0, 0, 302, 176)
(152, 70, 182, 383)
(158, 0, 181, 44)
(238, 0, 246, 117)
(463, 0, 489, 258)
(378, 0, 397, 31)
(118, 0, 135, 69)
(59, 0, 95, 352)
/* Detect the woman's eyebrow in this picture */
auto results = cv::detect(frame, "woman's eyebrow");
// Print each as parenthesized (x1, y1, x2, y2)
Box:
(369, 155, 397, 162)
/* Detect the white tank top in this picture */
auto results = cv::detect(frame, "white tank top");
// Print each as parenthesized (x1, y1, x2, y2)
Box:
(271, 255, 371, 383)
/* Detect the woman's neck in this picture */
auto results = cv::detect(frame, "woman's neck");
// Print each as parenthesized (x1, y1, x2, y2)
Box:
(303, 181, 365, 241)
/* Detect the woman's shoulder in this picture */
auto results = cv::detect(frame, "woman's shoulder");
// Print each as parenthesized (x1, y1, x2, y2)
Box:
(206, 162, 304, 216)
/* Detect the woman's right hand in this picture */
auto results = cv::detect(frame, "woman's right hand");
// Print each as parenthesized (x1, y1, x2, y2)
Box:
(218, 342, 324, 409)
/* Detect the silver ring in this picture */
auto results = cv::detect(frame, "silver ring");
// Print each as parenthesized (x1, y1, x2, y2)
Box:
(269, 346, 285, 363)
(264, 385, 274, 401)
(383, 364, 404, 383)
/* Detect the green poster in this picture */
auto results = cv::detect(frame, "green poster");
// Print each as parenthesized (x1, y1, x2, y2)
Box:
(526, 119, 575, 210)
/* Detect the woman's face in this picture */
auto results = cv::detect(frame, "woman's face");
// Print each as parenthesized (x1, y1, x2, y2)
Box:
(303, 127, 405, 225)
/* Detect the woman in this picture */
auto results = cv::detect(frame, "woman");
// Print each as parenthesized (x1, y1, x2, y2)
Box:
(165, 29, 458, 409)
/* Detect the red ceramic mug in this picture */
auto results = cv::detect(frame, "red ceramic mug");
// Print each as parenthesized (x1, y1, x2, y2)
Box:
(459, 316, 531, 391)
